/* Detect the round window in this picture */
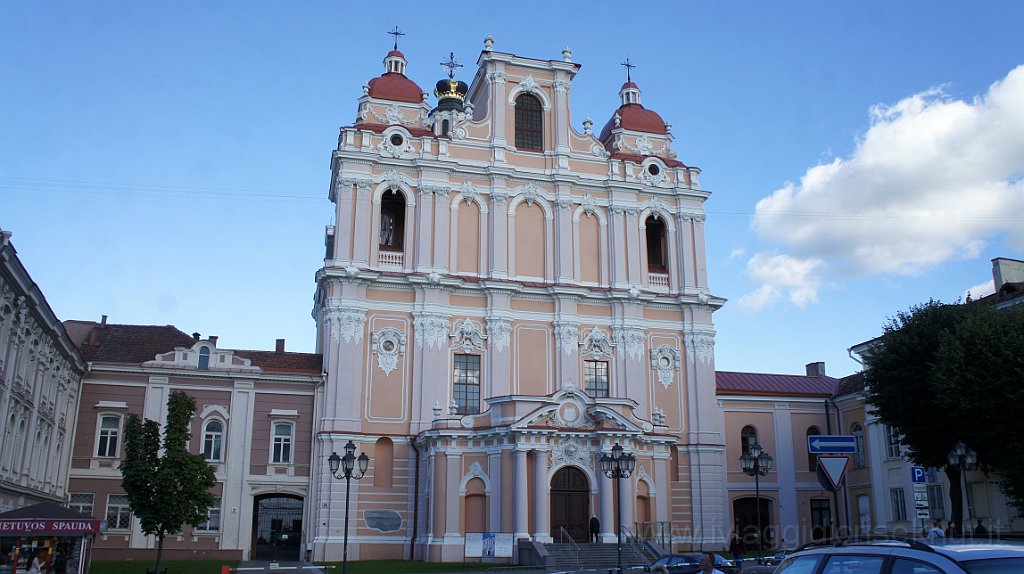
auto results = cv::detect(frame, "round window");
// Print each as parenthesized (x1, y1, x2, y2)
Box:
(390, 134, 404, 147)
(659, 356, 671, 368)
(647, 164, 661, 176)
(381, 340, 395, 353)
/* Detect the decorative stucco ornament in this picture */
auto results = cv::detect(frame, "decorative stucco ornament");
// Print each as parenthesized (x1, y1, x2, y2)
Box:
(686, 330, 716, 366)
(612, 326, 645, 361)
(579, 327, 614, 360)
(372, 327, 406, 376)
(460, 462, 488, 494)
(582, 117, 593, 135)
(413, 314, 450, 350)
(450, 318, 486, 353)
(518, 75, 539, 95)
(553, 323, 579, 356)
(550, 437, 591, 470)
(326, 308, 366, 344)
(433, 401, 442, 419)
(562, 46, 573, 62)
(487, 318, 511, 351)
(591, 144, 611, 159)
(650, 344, 681, 389)
(459, 181, 482, 206)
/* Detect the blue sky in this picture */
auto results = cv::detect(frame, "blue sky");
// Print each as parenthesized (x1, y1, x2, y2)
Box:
(3, 1, 1023, 378)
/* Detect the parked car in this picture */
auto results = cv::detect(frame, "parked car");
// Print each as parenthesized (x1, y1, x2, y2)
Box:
(773, 536, 1024, 573)
(650, 553, 739, 574)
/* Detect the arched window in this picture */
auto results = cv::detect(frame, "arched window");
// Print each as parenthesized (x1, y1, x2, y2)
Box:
(646, 216, 667, 271)
(741, 425, 758, 455)
(379, 189, 406, 250)
(514, 93, 543, 151)
(441, 119, 450, 136)
(96, 415, 121, 458)
(198, 347, 210, 370)
(202, 419, 224, 461)
(374, 437, 394, 487)
(807, 426, 822, 471)
(852, 423, 866, 469)
(271, 422, 293, 464)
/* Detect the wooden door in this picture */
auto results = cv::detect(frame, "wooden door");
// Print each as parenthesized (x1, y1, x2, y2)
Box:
(550, 467, 589, 541)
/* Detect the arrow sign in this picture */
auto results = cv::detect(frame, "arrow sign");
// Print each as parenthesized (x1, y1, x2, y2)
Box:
(818, 455, 850, 490)
(808, 435, 857, 454)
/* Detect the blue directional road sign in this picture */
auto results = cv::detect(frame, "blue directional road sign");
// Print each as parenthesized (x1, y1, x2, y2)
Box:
(911, 466, 927, 483)
(808, 435, 856, 454)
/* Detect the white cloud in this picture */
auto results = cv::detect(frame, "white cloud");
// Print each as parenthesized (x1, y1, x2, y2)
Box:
(728, 247, 747, 260)
(737, 252, 824, 312)
(743, 65, 1024, 309)
(964, 279, 996, 300)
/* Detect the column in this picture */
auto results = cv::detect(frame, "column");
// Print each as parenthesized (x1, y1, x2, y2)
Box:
(532, 449, 551, 542)
(599, 463, 614, 542)
(621, 471, 635, 536)
(514, 448, 530, 539)
(488, 451, 502, 532)
(489, 178, 509, 278)
(352, 181, 373, 266)
(692, 215, 708, 289)
(444, 452, 461, 542)
(415, 191, 434, 271)
(676, 214, 696, 292)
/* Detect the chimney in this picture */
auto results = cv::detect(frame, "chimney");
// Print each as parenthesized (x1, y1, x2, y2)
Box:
(193, 332, 201, 342)
(100, 314, 108, 327)
(276, 339, 286, 353)
(992, 257, 1024, 289)
(806, 362, 826, 377)
(209, 336, 218, 347)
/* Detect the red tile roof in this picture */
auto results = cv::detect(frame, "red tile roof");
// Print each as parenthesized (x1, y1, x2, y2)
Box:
(608, 152, 687, 168)
(600, 103, 668, 140)
(836, 372, 866, 396)
(366, 72, 424, 103)
(64, 321, 322, 375)
(716, 370, 838, 397)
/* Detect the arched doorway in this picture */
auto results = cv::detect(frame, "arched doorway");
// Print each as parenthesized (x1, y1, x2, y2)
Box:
(550, 466, 589, 541)
(733, 497, 773, 551)
(252, 494, 304, 561)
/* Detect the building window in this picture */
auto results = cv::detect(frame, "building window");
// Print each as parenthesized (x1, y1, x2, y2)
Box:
(195, 496, 222, 532)
(852, 423, 866, 469)
(202, 419, 224, 461)
(106, 494, 133, 530)
(741, 425, 758, 455)
(272, 422, 293, 464)
(927, 485, 945, 519)
(645, 216, 667, 271)
(96, 415, 121, 458)
(885, 424, 902, 459)
(584, 360, 609, 398)
(514, 93, 543, 151)
(69, 493, 94, 517)
(810, 499, 832, 540)
(379, 189, 406, 250)
(890, 488, 907, 521)
(453, 354, 481, 415)
(807, 426, 821, 471)
(198, 346, 210, 370)
(441, 119, 450, 136)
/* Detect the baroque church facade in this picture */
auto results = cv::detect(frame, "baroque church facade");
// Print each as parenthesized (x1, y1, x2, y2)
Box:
(309, 38, 726, 562)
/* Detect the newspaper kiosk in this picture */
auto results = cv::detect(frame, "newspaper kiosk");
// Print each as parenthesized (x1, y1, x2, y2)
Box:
(0, 502, 101, 574)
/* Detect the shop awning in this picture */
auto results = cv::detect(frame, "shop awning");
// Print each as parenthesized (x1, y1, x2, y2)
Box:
(0, 502, 102, 536)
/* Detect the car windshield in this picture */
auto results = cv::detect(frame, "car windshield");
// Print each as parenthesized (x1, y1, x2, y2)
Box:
(961, 557, 1024, 573)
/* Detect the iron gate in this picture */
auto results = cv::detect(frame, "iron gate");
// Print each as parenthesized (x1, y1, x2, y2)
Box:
(252, 495, 304, 561)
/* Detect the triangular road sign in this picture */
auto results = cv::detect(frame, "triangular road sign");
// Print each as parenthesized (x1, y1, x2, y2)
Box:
(818, 455, 850, 490)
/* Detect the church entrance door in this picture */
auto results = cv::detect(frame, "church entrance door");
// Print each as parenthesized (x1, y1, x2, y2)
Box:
(550, 466, 589, 541)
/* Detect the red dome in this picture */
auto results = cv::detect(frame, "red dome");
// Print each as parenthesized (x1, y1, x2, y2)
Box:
(386, 50, 406, 59)
(621, 81, 639, 90)
(366, 73, 423, 104)
(599, 103, 668, 140)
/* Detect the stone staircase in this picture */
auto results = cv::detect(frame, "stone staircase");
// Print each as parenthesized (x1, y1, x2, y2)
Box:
(544, 542, 653, 571)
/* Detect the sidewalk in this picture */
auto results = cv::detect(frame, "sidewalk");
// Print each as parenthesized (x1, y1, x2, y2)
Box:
(235, 561, 328, 573)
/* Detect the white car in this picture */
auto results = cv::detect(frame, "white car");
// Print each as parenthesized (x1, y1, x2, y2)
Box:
(772, 537, 1024, 573)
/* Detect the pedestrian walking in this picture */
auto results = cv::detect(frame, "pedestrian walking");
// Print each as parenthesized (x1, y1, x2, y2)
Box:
(589, 515, 600, 543)
(729, 533, 744, 561)
(974, 520, 988, 536)
(700, 552, 725, 574)
(927, 519, 945, 542)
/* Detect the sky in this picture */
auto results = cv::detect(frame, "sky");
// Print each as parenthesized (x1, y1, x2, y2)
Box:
(2, 1, 1023, 379)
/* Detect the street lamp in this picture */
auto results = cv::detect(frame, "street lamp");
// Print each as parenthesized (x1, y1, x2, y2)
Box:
(739, 443, 773, 561)
(328, 440, 370, 574)
(599, 443, 636, 574)
(946, 440, 977, 536)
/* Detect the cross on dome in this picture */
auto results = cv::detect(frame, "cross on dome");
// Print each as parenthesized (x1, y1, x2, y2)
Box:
(388, 26, 405, 51)
(621, 57, 636, 83)
(440, 52, 463, 80)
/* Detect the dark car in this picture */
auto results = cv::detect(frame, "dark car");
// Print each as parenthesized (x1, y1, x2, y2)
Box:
(650, 553, 739, 574)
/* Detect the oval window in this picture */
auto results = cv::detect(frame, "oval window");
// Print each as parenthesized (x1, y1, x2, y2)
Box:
(648, 164, 661, 176)
(390, 134, 404, 147)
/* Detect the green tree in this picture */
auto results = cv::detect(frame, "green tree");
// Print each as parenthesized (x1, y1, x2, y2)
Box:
(120, 391, 216, 573)
(865, 299, 1024, 531)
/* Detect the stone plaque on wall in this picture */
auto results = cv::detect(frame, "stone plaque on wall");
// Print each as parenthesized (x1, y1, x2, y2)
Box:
(363, 509, 402, 532)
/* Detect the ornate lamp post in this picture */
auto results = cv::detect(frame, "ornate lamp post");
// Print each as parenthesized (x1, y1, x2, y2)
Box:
(599, 442, 636, 574)
(946, 440, 977, 535)
(739, 443, 773, 561)
(328, 440, 370, 574)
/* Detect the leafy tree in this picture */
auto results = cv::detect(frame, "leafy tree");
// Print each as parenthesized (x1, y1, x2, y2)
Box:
(120, 391, 216, 573)
(865, 299, 1024, 530)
